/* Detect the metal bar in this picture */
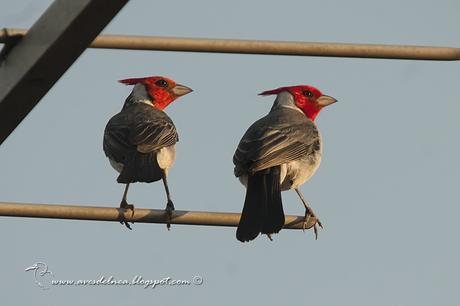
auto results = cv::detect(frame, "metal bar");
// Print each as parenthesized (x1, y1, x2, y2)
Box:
(0, 1, 128, 146)
(2, 28, 460, 60)
(0, 202, 316, 229)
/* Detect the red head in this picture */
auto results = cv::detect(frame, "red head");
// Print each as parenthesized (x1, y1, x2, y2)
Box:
(259, 85, 337, 120)
(119, 76, 193, 110)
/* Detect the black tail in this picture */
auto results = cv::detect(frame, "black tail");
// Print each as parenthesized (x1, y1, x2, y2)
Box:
(117, 152, 163, 183)
(236, 166, 284, 242)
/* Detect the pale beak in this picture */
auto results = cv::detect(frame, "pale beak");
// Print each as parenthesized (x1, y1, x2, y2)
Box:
(172, 84, 193, 97)
(317, 95, 337, 107)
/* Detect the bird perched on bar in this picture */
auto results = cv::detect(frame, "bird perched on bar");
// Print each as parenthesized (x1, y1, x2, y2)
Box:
(233, 84, 337, 242)
(103, 76, 193, 230)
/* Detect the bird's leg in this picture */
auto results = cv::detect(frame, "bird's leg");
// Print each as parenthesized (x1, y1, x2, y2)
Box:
(294, 188, 323, 239)
(119, 183, 134, 230)
(162, 171, 175, 230)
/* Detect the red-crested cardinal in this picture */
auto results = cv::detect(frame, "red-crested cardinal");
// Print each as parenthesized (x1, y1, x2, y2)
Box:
(103, 76, 192, 230)
(233, 85, 337, 242)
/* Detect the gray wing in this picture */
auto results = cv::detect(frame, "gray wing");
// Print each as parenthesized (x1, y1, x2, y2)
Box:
(128, 107, 178, 153)
(233, 108, 320, 176)
(103, 104, 178, 164)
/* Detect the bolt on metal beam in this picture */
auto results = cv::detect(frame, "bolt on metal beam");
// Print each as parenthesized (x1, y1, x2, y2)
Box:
(0, 202, 317, 230)
(2, 28, 460, 60)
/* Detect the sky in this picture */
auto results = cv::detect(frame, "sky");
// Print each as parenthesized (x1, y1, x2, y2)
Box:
(1, 0, 459, 305)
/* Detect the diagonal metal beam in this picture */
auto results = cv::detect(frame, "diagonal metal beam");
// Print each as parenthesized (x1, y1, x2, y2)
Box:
(0, 0, 128, 146)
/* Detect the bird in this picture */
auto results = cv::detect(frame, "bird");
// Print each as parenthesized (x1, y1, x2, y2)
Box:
(103, 76, 193, 230)
(233, 84, 337, 242)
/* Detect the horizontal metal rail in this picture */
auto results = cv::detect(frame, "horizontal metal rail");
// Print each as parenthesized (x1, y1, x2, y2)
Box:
(0, 202, 316, 229)
(1, 28, 459, 60)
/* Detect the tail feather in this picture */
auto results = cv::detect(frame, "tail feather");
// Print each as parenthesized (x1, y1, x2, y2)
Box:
(236, 166, 284, 242)
(261, 166, 284, 235)
(117, 152, 163, 183)
(236, 172, 267, 242)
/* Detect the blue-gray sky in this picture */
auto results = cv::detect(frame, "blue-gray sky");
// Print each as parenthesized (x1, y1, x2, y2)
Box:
(1, 0, 459, 305)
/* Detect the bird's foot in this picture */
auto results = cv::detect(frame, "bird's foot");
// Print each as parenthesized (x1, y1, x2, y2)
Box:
(119, 200, 135, 230)
(165, 200, 175, 231)
(303, 208, 323, 240)
(266, 233, 273, 241)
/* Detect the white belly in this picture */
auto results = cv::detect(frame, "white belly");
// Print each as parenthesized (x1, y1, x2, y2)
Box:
(108, 145, 176, 174)
(238, 153, 322, 191)
(280, 154, 321, 190)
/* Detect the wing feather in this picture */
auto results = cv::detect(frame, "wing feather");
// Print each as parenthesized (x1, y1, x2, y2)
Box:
(233, 108, 320, 175)
(103, 104, 178, 163)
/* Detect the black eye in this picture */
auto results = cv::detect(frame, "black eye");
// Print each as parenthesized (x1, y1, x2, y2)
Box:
(155, 79, 168, 88)
(302, 90, 313, 98)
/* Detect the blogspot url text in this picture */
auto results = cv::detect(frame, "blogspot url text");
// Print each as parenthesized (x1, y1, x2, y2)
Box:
(51, 275, 204, 289)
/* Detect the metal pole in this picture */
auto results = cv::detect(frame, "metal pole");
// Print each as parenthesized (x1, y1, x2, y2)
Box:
(2, 28, 459, 60)
(0, 0, 128, 146)
(0, 202, 316, 229)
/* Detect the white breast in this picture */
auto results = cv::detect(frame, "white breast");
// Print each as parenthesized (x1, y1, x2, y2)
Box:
(237, 152, 321, 191)
(280, 130, 323, 190)
(238, 140, 322, 191)
(156, 145, 176, 173)
(280, 153, 322, 191)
